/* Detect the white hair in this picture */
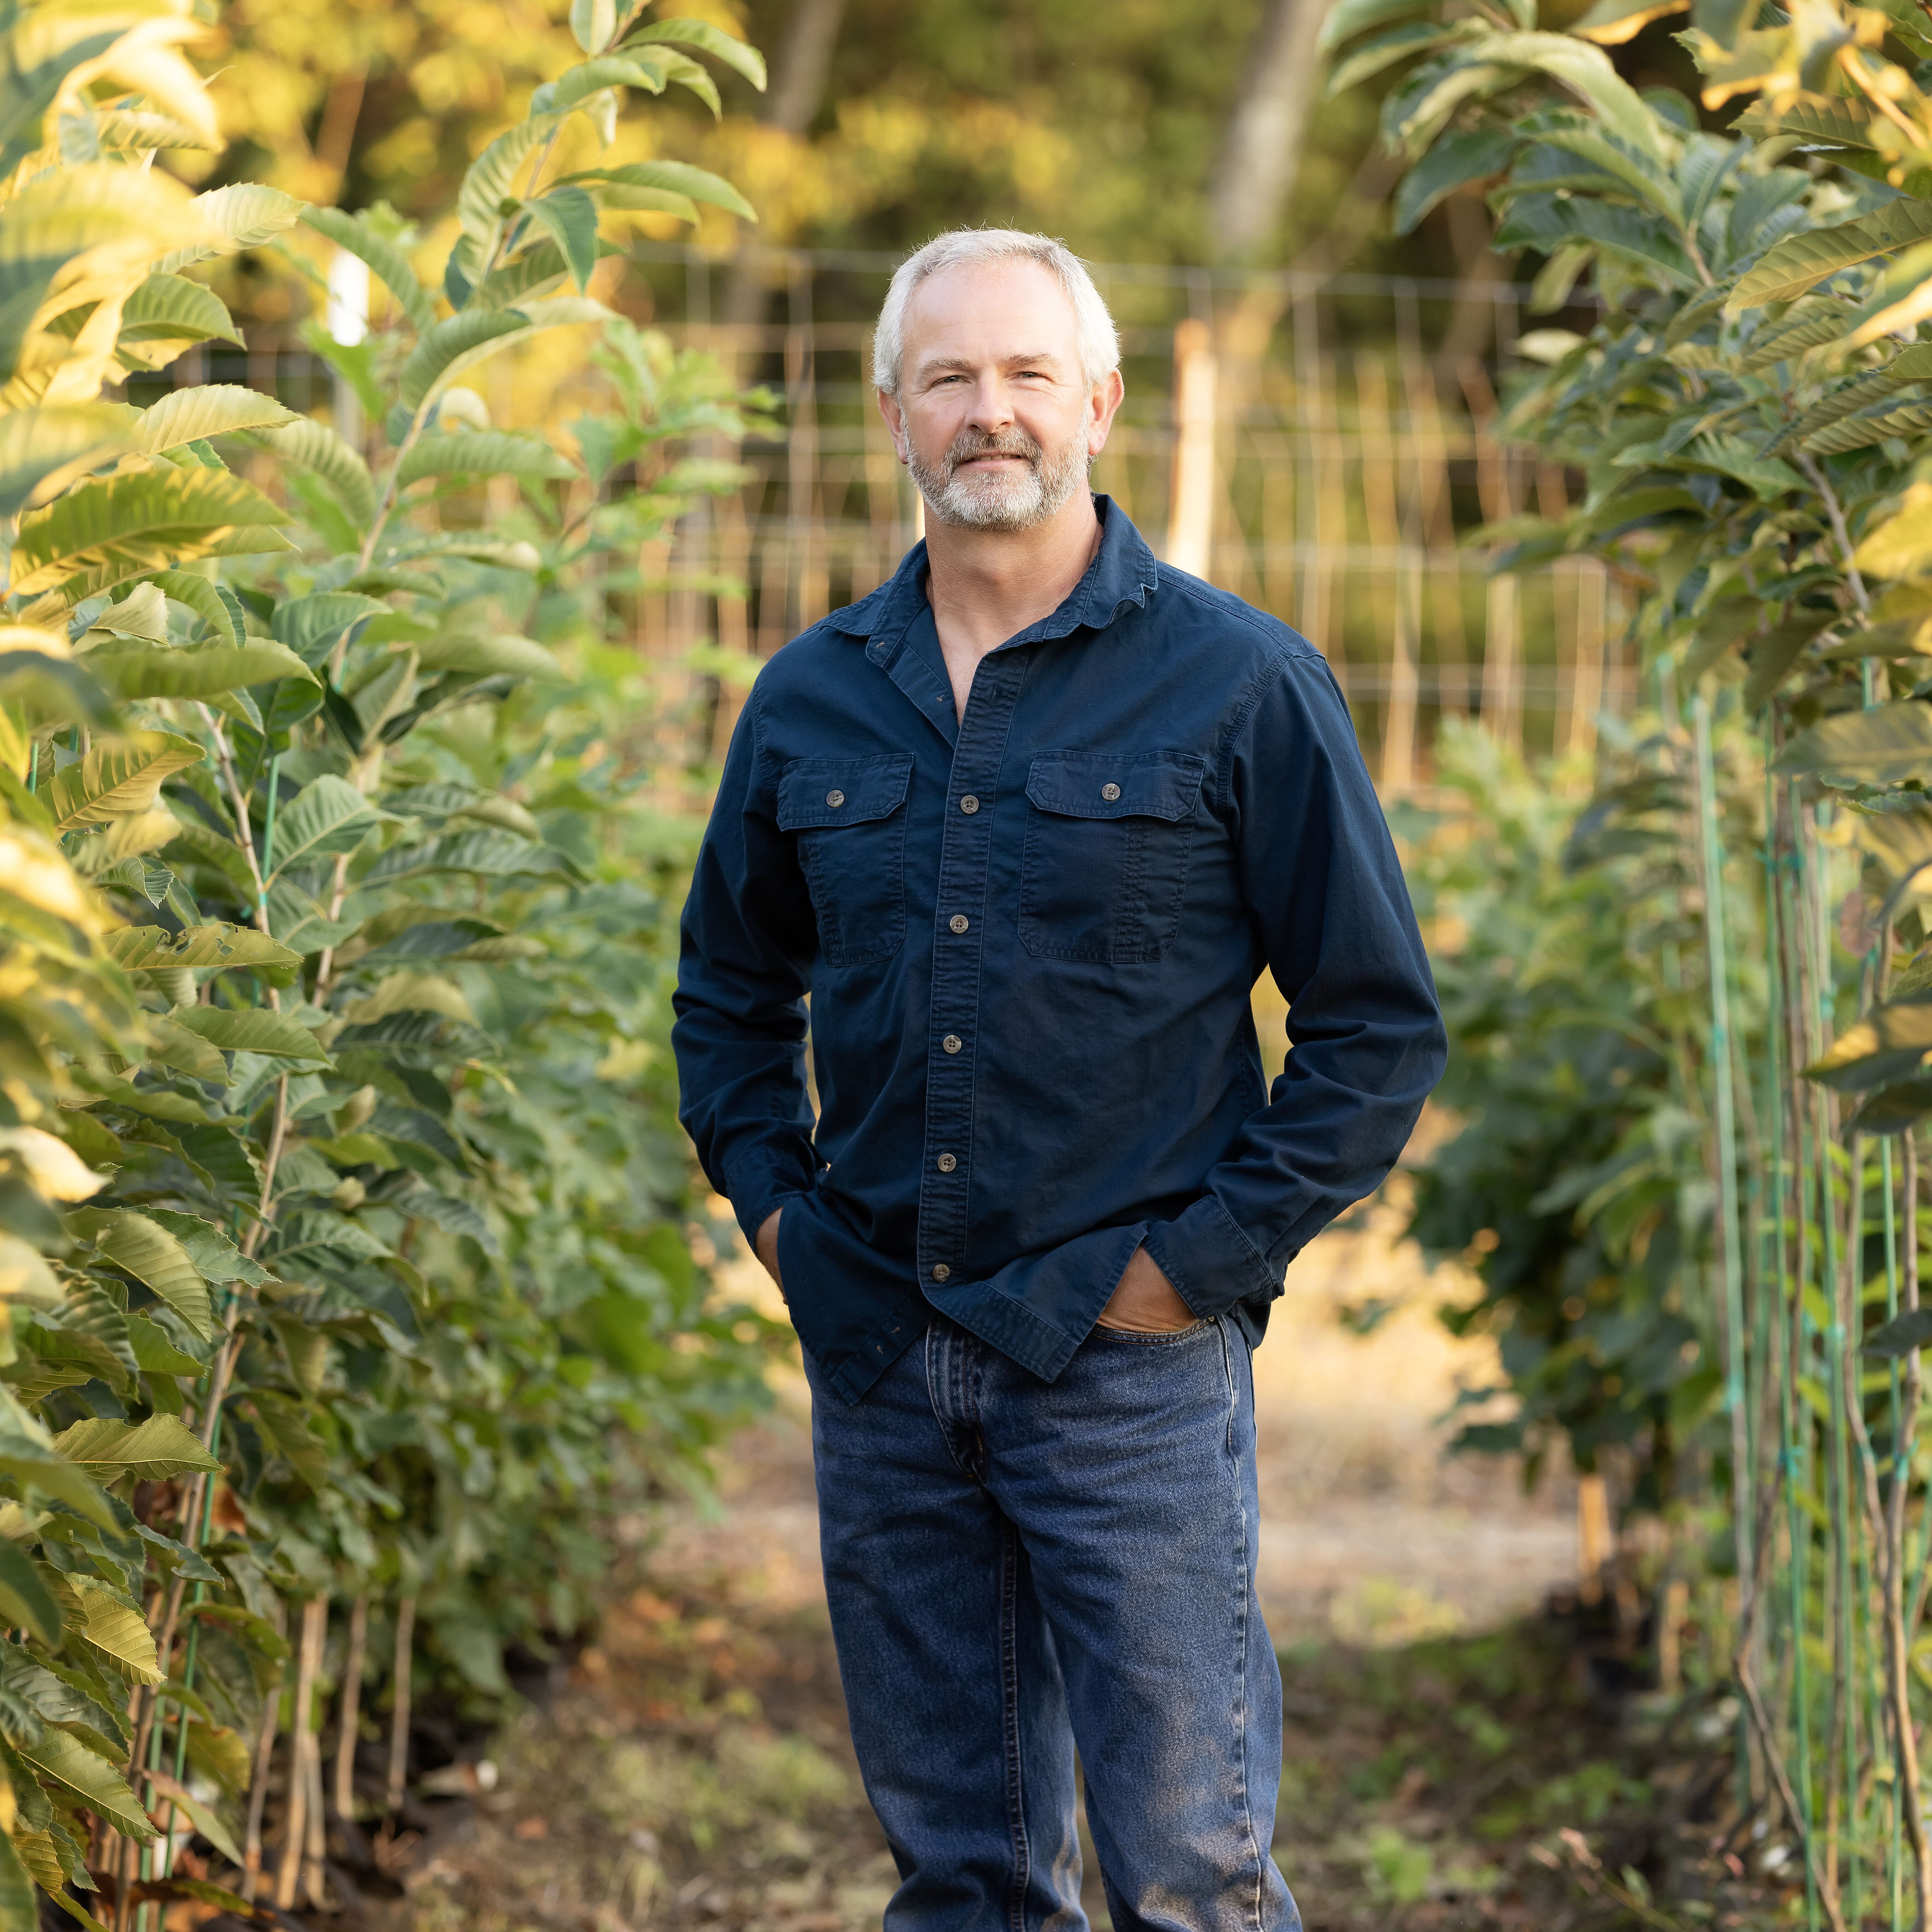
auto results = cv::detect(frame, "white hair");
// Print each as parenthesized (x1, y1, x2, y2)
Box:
(872, 228, 1121, 398)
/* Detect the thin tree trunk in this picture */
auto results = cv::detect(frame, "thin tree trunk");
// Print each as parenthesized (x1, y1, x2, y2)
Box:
(1207, 0, 1333, 263)
(333, 1593, 368, 1821)
(386, 1596, 417, 1814)
(275, 1598, 326, 1911)
(241, 1599, 286, 1903)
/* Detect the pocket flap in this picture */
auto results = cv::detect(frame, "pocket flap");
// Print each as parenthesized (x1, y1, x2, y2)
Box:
(778, 754, 914, 831)
(1025, 750, 1206, 822)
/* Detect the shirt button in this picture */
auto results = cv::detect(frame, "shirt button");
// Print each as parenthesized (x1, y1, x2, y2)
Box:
(931, 1263, 951, 1282)
(826, 789, 845, 807)
(942, 1034, 962, 1054)
(949, 914, 969, 934)
(1100, 782, 1121, 801)
(959, 795, 980, 815)
(936, 1152, 957, 1172)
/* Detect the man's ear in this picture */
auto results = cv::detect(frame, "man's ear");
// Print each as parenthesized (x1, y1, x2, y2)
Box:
(1087, 368, 1126, 455)
(878, 388, 910, 465)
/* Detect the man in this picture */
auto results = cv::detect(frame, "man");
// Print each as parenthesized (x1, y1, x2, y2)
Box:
(674, 229, 1445, 1932)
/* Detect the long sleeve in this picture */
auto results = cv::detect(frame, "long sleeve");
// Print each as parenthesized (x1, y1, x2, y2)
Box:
(1140, 650, 1447, 1318)
(672, 685, 821, 1244)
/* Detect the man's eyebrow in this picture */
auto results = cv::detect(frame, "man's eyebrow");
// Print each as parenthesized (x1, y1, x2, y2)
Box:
(913, 349, 1069, 378)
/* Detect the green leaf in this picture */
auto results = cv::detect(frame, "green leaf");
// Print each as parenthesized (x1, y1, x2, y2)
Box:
(298, 208, 437, 333)
(520, 185, 601, 292)
(398, 298, 612, 414)
(253, 418, 377, 529)
(62, 1209, 213, 1338)
(362, 828, 581, 885)
(1777, 703, 1932, 785)
(559, 159, 756, 222)
(16, 1728, 157, 1838)
(622, 17, 766, 90)
(133, 385, 295, 456)
(412, 633, 566, 679)
(1866, 1307, 1932, 1356)
(0, 1815, 37, 1927)
(62, 1578, 162, 1687)
(124, 1316, 204, 1379)
(1570, 0, 1688, 42)
(266, 774, 379, 876)
(11, 469, 292, 601)
(246, 1391, 326, 1491)
(456, 116, 555, 252)
(0, 1543, 63, 1649)
(46, 732, 205, 832)
(399, 431, 578, 488)
(571, 0, 617, 54)
(80, 639, 317, 703)
(1320, 0, 1430, 55)
(273, 591, 389, 666)
(52, 1417, 219, 1484)
(1730, 199, 1932, 312)
(1392, 127, 1516, 236)
(114, 274, 243, 362)
(167, 1007, 332, 1069)
(1494, 192, 1696, 288)
(145, 569, 237, 647)
(0, 1436, 113, 1530)
(152, 183, 304, 276)
(101, 924, 299, 971)
(136, 1210, 267, 1289)
(142, 1767, 241, 1866)
(1326, 20, 1452, 97)
(532, 55, 669, 116)
(1857, 487, 1932, 580)
(1733, 95, 1881, 150)
(0, 406, 128, 525)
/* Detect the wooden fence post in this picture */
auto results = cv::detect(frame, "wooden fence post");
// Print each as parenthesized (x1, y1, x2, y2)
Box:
(1166, 318, 1217, 581)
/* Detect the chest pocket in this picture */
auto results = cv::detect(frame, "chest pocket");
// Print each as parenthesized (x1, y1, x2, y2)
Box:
(1020, 750, 1206, 964)
(778, 754, 915, 967)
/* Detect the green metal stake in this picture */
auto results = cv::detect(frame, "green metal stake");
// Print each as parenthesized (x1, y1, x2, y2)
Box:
(257, 753, 280, 933)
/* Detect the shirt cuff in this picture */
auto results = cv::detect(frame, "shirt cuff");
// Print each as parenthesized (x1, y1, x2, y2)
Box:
(1142, 1193, 1282, 1318)
(724, 1146, 817, 1248)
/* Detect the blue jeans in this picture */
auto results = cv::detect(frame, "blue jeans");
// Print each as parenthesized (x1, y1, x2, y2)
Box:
(804, 1314, 1300, 1932)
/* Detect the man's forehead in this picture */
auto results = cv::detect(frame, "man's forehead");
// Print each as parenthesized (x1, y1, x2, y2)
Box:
(903, 261, 1080, 369)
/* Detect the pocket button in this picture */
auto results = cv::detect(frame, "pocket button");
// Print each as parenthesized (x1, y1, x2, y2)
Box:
(825, 789, 845, 807)
(1100, 782, 1121, 801)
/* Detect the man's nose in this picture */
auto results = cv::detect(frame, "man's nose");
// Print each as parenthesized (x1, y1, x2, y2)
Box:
(965, 373, 1015, 431)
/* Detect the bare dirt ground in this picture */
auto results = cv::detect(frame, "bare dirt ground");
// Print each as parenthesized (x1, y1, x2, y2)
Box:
(360, 1203, 1764, 1932)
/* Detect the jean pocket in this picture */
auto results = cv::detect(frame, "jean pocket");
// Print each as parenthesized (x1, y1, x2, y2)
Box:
(1093, 1317, 1215, 1346)
(1019, 749, 1205, 963)
(779, 753, 914, 966)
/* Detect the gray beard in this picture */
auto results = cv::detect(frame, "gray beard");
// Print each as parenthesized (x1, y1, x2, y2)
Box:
(908, 425, 1091, 532)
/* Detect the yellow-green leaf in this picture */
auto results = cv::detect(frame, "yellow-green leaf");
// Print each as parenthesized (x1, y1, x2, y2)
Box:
(102, 924, 299, 970)
(14, 1730, 157, 1840)
(45, 731, 204, 831)
(52, 1416, 219, 1482)
(60, 1209, 213, 1338)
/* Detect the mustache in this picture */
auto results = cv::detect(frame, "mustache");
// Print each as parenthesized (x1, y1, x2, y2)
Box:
(944, 428, 1044, 474)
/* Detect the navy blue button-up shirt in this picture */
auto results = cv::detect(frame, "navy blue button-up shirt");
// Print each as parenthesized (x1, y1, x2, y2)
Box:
(674, 500, 1445, 1404)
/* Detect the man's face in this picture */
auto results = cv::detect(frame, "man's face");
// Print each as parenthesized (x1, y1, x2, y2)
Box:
(881, 258, 1123, 533)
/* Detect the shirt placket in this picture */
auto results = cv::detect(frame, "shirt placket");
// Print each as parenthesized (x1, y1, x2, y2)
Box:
(917, 647, 1029, 1291)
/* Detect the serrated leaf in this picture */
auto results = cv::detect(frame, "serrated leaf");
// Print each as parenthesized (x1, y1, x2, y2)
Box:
(138, 1210, 267, 1288)
(622, 17, 766, 90)
(11, 469, 292, 600)
(167, 1007, 331, 1069)
(80, 639, 317, 703)
(398, 431, 578, 486)
(455, 115, 555, 255)
(412, 633, 565, 679)
(273, 591, 389, 667)
(60, 1578, 162, 1686)
(53, 1418, 219, 1483)
(266, 774, 378, 876)
(0, 407, 128, 525)
(559, 159, 757, 222)
(102, 924, 299, 970)
(361, 828, 581, 885)
(0, 1543, 63, 1649)
(1734, 96, 1880, 149)
(142, 1766, 240, 1866)
(0, 1436, 112, 1530)
(45, 732, 204, 832)
(398, 299, 611, 412)
(152, 184, 304, 276)
(61, 1209, 212, 1338)
(1777, 702, 1932, 784)
(16, 1727, 157, 1837)
(1730, 200, 1932, 311)
(521, 185, 604, 291)
(114, 274, 242, 365)
(124, 1316, 203, 1378)
(533, 54, 669, 116)
(252, 419, 377, 528)
(299, 208, 436, 333)
(133, 386, 295, 456)
(0, 1828, 36, 1926)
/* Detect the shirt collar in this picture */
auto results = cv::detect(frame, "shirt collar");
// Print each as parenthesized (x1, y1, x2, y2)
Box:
(825, 495, 1162, 665)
